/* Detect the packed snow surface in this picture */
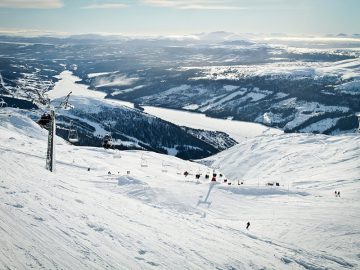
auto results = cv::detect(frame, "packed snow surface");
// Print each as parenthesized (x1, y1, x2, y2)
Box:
(1, 109, 360, 269)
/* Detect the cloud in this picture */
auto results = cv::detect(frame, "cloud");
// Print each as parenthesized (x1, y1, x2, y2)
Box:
(141, 0, 247, 10)
(0, 27, 69, 36)
(0, 0, 63, 9)
(82, 3, 128, 9)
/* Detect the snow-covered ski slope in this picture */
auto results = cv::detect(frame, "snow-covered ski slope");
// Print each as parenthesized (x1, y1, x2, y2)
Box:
(203, 133, 360, 191)
(1, 109, 360, 270)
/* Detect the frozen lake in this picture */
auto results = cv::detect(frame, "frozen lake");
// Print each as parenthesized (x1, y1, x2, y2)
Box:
(143, 106, 282, 142)
(49, 71, 282, 142)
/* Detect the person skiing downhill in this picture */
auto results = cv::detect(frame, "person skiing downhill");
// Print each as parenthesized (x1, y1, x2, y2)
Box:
(246, 222, 250, 230)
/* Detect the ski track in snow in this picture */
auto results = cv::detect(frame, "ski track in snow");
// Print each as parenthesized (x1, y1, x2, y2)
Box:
(0, 110, 360, 269)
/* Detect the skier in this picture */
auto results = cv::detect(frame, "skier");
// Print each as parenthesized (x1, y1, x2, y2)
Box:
(338, 191, 340, 197)
(246, 221, 250, 230)
(335, 191, 337, 197)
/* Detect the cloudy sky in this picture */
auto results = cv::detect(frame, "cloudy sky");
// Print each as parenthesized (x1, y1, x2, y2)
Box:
(0, 0, 359, 36)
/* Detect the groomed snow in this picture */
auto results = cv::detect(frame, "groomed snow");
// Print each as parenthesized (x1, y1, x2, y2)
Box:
(1, 109, 359, 269)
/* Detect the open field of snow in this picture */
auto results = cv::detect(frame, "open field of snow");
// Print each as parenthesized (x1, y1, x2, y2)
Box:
(1, 109, 359, 269)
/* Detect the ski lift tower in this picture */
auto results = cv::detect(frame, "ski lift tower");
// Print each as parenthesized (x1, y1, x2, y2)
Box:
(357, 113, 360, 133)
(46, 109, 56, 172)
(44, 91, 73, 172)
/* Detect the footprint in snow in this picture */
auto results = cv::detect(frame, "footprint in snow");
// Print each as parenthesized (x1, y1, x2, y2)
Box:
(146, 261, 159, 266)
(75, 199, 84, 204)
(5, 203, 23, 208)
(138, 250, 147, 255)
(34, 216, 45, 222)
(87, 223, 105, 232)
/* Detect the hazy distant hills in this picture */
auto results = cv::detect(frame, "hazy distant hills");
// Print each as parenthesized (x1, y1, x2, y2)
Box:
(0, 33, 359, 136)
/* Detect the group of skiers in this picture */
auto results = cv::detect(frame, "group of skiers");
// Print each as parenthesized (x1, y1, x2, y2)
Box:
(184, 171, 244, 186)
(334, 191, 341, 197)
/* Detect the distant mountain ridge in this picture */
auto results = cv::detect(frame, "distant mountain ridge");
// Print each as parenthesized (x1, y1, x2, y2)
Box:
(0, 34, 359, 137)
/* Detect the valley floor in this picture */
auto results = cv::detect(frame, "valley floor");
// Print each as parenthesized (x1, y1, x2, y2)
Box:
(0, 109, 359, 269)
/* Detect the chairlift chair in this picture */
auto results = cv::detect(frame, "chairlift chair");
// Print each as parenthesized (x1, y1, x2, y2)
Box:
(68, 121, 79, 143)
(68, 129, 79, 143)
(140, 154, 148, 167)
(176, 165, 182, 175)
(161, 161, 168, 172)
(37, 112, 52, 129)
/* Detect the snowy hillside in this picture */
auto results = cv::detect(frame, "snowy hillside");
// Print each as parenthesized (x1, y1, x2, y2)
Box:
(1, 34, 359, 135)
(44, 71, 237, 159)
(1, 109, 360, 269)
(203, 133, 360, 191)
(134, 58, 360, 134)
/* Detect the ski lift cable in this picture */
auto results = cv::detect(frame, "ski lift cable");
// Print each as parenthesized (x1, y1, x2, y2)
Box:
(35, 93, 159, 153)
(56, 114, 95, 133)
(31, 108, 92, 132)
(39, 79, 52, 92)
(83, 112, 128, 139)
(55, 111, 119, 140)
(28, 87, 125, 146)
(82, 113, 144, 147)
